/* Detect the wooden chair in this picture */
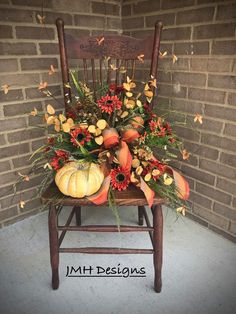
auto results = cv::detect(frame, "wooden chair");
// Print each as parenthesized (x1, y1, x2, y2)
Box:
(42, 18, 164, 292)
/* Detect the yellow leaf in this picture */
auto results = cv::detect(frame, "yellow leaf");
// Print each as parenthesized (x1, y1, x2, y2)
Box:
(144, 90, 153, 98)
(67, 118, 74, 127)
(18, 172, 30, 181)
(44, 162, 52, 170)
(177, 206, 186, 216)
(119, 66, 126, 73)
(126, 91, 133, 98)
(62, 122, 70, 133)
(47, 104, 55, 115)
(137, 54, 144, 63)
(95, 135, 104, 145)
(131, 158, 140, 168)
(46, 116, 55, 125)
(120, 111, 129, 118)
(96, 37, 104, 45)
(30, 107, 38, 116)
(59, 114, 66, 122)
(88, 125, 96, 133)
(159, 51, 167, 58)
(19, 200, 26, 209)
(48, 64, 55, 75)
(123, 82, 131, 91)
(182, 149, 190, 160)
(163, 173, 173, 185)
(95, 128, 102, 136)
(136, 166, 143, 176)
(110, 64, 118, 71)
(54, 124, 60, 132)
(194, 113, 203, 124)
(125, 99, 136, 109)
(38, 82, 48, 90)
(136, 99, 142, 107)
(1, 84, 10, 94)
(37, 14, 45, 24)
(172, 54, 178, 64)
(144, 173, 151, 181)
(96, 119, 107, 130)
(152, 169, 160, 176)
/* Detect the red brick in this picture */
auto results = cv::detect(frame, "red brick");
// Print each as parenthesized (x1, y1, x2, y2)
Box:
(0, 89, 23, 102)
(146, 13, 175, 27)
(92, 2, 120, 15)
(216, 177, 236, 196)
(201, 133, 236, 152)
(212, 40, 236, 55)
(0, 59, 18, 73)
(0, 160, 11, 173)
(174, 41, 209, 55)
(16, 26, 55, 40)
(0, 206, 18, 221)
(188, 88, 225, 104)
(159, 58, 189, 71)
(0, 8, 33, 22)
(0, 143, 30, 160)
(161, 0, 194, 9)
(3, 208, 40, 226)
(36, 11, 73, 25)
(223, 123, 236, 137)
(122, 4, 131, 16)
(190, 192, 212, 209)
(20, 58, 58, 71)
(52, 0, 89, 12)
(0, 73, 40, 87)
(199, 159, 236, 181)
(204, 104, 236, 122)
(193, 23, 236, 39)
(228, 93, 236, 106)
(184, 141, 219, 161)
(190, 58, 232, 73)
(196, 182, 232, 205)
(0, 135, 6, 146)
(173, 72, 206, 87)
(158, 83, 187, 99)
(122, 17, 144, 29)
(208, 74, 236, 90)
(0, 42, 37, 55)
(176, 7, 214, 25)
(170, 99, 203, 114)
(182, 164, 215, 185)
(7, 128, 45, 143)
(12, 0, 52, 7)
(107, 17, 122, 29)
(74, 15, 105, 28)
(220, 152, 236, 168)
(4, 101, 42, 117)
(162, 27, 191, 41)
(186, 116, 223, 134)
(0, 117, 27, 132)
(0, 25, 13, 39)
(193, 205, 229, 230)
(174, 125, 200, 142)
(216, 3, 236, 20)
(213, 203, 236, 221)
(209, 225, 236, 241)
(39, 43, 59, 55)
(0, 189, 37, 209)
(20, 198, 42, 213)
(25, 85, 61, 100)
(133, 0, 160, 14)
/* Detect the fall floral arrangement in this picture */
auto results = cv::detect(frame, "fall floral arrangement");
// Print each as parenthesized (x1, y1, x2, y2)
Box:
(27, 69, 190, 219)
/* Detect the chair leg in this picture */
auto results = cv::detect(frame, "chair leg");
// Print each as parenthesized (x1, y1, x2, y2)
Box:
(152, 204, 163, 293)
(48, 204, 59, 290)
(75, 205, 81, 226)
(138, 206, 144, 226)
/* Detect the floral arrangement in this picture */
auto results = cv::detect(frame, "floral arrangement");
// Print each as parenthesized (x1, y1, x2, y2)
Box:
(27, 67, 192, 219)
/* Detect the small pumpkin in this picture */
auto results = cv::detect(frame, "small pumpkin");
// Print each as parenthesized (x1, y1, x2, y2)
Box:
(55, 162, 104, 198)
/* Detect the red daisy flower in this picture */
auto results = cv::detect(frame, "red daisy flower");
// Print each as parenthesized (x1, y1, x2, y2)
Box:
(98, 95, 122, 114)
(70, 127, 91, 146)
(50, 150, 69, 170)
(110, 167, 130, 191)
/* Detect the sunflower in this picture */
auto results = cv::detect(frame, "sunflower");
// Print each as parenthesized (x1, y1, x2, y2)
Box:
(110, 167, 130, 191)
(98, 95, 122, 114)
(70, 127, 91, 146)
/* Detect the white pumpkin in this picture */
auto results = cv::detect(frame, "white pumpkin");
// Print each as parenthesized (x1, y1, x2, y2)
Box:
(55, 162, 104, 198)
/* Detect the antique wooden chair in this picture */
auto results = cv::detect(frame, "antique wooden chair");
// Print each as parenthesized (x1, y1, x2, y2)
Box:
(42, 18, 164, 292)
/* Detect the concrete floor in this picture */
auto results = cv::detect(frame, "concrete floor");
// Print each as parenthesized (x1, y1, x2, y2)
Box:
(0, 206, 235, 314)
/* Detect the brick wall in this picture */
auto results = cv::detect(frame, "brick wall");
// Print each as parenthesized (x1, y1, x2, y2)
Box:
(0, 0, 235, 242)
(0, 0, 121, 226)
(122, 0, 236, 241)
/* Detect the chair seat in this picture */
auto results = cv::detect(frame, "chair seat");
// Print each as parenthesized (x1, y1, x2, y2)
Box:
(41, 181, 164, 206)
